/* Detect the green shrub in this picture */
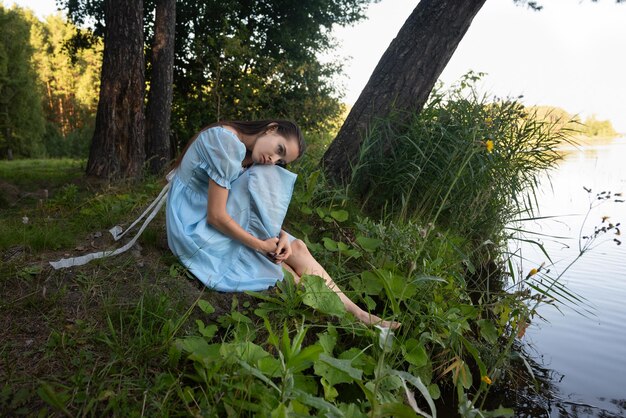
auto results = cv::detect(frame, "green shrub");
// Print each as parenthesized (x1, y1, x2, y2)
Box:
(351, 72, 575, 243)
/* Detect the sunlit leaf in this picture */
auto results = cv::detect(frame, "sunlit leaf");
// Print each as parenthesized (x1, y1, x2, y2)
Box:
(330, 209, 349, 222)
(403, 338, 428, 367)
(322, 237, 338, 252)
(197, 299, 215, 314)
(356, 236, 383, 252)
(301, 274, 345, 317)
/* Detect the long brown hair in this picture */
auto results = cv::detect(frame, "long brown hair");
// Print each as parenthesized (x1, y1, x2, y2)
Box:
(172, 120, 306, 169)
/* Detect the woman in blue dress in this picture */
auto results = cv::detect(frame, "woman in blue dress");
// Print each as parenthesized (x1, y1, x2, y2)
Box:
(166, 119, 399, 329)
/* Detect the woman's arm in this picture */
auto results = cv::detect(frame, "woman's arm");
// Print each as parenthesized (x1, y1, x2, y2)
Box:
(206, 179, 279, 254)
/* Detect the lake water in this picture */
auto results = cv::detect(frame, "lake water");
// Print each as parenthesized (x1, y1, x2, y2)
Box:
(514, 136, 626, 417)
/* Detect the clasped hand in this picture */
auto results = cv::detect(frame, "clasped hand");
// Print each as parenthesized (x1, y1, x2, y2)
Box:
(261, 231, 291, 264)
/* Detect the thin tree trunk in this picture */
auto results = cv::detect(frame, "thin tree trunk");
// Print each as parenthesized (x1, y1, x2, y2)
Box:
(322, 0, 487, 184)
(86, 0, 145, 180)
(145, 0, 176, 175)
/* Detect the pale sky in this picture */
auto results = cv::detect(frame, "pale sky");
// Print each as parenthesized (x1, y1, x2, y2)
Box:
(7, 0, 626, 133)
(329, 0, 626, 133)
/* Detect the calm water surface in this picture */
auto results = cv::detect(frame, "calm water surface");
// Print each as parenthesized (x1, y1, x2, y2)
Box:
(516, 137, 626, 417)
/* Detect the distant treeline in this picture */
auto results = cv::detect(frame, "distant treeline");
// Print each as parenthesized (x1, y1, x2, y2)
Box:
(2, 1, 373, 160)
(529, 106, 619, 138)
(0, 5, 101, 159)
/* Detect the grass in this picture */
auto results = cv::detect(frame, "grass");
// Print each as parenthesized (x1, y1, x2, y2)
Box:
(0, 157, 495, 416)
(1, 78, 582, 415)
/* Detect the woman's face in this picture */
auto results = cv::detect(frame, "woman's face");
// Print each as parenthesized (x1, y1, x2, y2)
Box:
(251, 130, 300, 166)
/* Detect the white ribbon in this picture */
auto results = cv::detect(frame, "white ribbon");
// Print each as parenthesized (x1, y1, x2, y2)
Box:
(49, 170, 175, 270)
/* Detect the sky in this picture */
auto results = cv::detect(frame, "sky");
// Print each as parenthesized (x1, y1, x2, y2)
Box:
(6, 0, 626, 133)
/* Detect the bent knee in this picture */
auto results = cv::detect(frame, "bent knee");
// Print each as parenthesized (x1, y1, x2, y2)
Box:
(291, 239, 310, 256)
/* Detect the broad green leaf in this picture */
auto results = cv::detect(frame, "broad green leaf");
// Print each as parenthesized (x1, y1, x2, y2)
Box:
(197, 299, 215, 314)
(230, 310, 253, 323)
(428, 383, 441, 400)
(330, 209, 349, 222)
(288, 345, 323, 373)
(293, 374, 318, 395)
(343, 248, 362, 259)
(318, 331, 337, 355)
(221, 341, 270, 365)
(257, 356, 282, 378)
(314, 353, 363, 386)
(377, 269, 417, 300)
(322, 237, 338, 252)
(301, 274, 346, 317)
(271, 403, 288, 418)
(356, 236, 383, 252)
(403, 339, 429, 367)
(337, 241, 349, 251)
(320, 377, 338, 401)
(195, 320, 218, 339)
(177, 336, 211, 357)
(477, 319, 499, 344)
(339, 348, 375, 375)
(361, 270, 384, 295)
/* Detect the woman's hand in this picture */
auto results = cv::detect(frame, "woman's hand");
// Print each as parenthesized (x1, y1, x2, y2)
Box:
(270, 231, 292, 264)
(259, 237, 279, 255)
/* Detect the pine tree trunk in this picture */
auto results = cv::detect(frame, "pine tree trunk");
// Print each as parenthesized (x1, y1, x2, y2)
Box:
(322, 0, 487, 184)
(86, 0, 145, 180)
(145, 0, 176, 175)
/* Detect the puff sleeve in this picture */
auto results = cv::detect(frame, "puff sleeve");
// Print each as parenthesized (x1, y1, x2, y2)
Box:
(192, 127, 246, 189)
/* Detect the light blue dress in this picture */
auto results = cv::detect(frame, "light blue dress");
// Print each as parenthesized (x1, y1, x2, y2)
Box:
(165, 127, 297, 291)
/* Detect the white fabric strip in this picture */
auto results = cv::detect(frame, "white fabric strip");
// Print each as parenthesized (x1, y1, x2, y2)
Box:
(109, 179, 172, 241)
(49, 170, 175, 270)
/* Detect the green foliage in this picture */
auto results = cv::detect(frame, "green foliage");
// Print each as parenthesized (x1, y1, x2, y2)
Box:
(28, 11, 102, 158)
(0, 109, 583, 418)
(60, 0, 373, 147)
(0, 5, 46, 158)
(0, 5, 101, 159)
(351, 72, 574, 243)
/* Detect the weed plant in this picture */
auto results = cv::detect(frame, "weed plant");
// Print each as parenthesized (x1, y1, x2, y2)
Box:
(0, 76, 582, 417)
(351, 72, 575, 244)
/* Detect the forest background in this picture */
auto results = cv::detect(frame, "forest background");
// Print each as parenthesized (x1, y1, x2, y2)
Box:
(0, 1, 619, 163)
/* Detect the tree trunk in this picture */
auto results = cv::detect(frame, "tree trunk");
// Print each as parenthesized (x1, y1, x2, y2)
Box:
(86, 0, 145, 180)
(322, 0, 487, 184)
(145, 0, 176, 175)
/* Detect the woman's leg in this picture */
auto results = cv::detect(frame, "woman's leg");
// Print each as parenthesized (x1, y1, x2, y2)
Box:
(283, 240, 400, 329)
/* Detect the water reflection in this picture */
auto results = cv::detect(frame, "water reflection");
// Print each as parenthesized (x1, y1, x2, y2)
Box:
(513, 137, 626, 418)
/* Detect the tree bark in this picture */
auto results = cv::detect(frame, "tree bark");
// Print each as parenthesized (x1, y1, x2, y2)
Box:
(145, 0, 176, 175)
(86, 0, 145, 180)
(322, 0, 487, 184)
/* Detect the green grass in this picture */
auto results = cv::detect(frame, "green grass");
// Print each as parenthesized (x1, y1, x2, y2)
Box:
(0, 78, 580, 418)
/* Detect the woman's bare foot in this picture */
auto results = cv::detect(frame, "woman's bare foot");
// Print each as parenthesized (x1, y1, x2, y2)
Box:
(355, 311, 401, 329)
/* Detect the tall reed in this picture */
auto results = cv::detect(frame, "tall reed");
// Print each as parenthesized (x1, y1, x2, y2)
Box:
(350, 73, 575, 245)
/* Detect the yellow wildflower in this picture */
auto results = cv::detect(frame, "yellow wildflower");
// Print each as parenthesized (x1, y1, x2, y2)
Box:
(481, 375, 493, 385)
(485, 140, 494, 153)
(528, 268, 538, 276)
